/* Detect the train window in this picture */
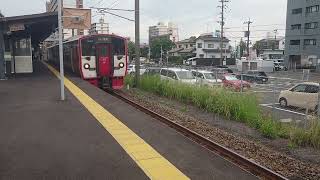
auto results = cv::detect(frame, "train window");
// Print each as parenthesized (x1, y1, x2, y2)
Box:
(112, 38, 125, 55)
(81, 41, 95, 56)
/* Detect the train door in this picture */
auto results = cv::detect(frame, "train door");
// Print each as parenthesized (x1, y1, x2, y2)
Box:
(96, 45, 112, 77)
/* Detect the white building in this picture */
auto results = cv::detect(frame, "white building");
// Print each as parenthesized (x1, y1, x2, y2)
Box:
(149, 22, 179, 44)
(195, 33, 231, 59)
(89, 18, 110, 35)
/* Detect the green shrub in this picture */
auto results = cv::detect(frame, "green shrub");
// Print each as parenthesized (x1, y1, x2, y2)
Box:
(291, 120, 320, 149)
(125, 75, 320, 147)
(124, 75, 135, 88)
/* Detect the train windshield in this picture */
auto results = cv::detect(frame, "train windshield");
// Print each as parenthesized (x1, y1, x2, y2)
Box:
(81, 39, 96, 56)
(81, 36, 126, 56)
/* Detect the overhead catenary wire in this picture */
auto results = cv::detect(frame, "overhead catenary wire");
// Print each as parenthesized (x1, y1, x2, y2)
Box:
(98, 10, 134, 22)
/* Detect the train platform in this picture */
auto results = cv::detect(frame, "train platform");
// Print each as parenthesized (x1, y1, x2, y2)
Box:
(0, 61, 257, 180)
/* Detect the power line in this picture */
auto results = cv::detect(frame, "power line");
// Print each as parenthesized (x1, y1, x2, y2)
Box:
(225, 29, 286, 32)
(90, 7, 134, 12)
(99, 10, 134, 22)
(225, 23, 285, 29)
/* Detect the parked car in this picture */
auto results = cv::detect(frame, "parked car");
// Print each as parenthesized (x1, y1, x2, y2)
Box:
(191, 70, 222, 87)
(274, 62, 288, 71)
(222, 74, 251, 91)
(212, 68, 234, 79)
(160, 68, 196, 85)
(278, 82, 319, 111)
(237, 70, 269, 84)
(127, 64, 146, 75)
(144, 67, 161, 75)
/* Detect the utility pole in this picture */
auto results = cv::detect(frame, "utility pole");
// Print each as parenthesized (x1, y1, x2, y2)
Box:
(274, 29, 278, 50)
(244, 18, 253, 59)
(134, 0, 140, 86)
(0, 25, 6, 80)
(160, 45, 163, 65)
(219, 0, 229, 66)
(58, 0, 65, 100)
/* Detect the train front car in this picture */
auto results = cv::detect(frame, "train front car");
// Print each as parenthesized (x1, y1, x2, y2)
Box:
(79, 35, 127, 89)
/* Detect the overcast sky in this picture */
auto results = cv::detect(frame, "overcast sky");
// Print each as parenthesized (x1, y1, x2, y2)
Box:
(0, 0, 288, 44)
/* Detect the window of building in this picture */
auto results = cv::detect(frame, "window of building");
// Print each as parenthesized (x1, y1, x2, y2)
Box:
(291, 24, 301, 30)
(178, 45, 182, 48)
(208, 44, 214, 48)
(186, 45, 188, 48)
(211, 55, 216, 58)
(199, 54, 204, 58)
(292, 8, 302, 14)
(190, 44, 194, 47)
(304, 39, 317, 45)
(290, 40, 300, 45)
(306, 5, 319, 14)
(305, 22, 318, 29)
(197, 43, 203, 48)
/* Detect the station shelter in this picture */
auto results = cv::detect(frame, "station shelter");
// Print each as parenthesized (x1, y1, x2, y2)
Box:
(0, 12, 58, 78)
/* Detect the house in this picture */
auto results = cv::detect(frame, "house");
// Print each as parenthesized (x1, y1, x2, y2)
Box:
(195, 33, 231, 59)
(168, 36, 196, 58)
(254, 36, 285, 62)
(254, 37, 285, 55)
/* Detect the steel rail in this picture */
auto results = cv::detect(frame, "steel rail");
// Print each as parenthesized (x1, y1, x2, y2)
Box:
(109, 90, 288, 180)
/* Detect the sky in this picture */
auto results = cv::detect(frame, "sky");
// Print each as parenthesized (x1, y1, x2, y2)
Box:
(0, 0, 288, 44)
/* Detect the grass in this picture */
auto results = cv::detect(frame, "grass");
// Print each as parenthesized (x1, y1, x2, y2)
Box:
(125, 75, 320, 149)
(291, 120, 320, 149)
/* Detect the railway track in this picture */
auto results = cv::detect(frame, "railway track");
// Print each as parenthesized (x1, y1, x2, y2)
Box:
(108, 90, 288, 180)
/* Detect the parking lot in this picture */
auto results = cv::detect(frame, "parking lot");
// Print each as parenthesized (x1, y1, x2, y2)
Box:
(252, 70, 319, 124)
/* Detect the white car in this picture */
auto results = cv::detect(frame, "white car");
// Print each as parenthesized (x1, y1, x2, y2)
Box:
(127, 64, 146, 75)
(191, 70, 222, 87)
(160, 68, 196, 85)
(278, 82, 319, 111)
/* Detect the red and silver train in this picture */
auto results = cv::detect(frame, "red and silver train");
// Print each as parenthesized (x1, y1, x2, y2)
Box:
(48, 34, 128, 89)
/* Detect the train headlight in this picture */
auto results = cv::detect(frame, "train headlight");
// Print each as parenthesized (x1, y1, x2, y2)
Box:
(119, 62, 125, 68)
(84, 63, 90, 69)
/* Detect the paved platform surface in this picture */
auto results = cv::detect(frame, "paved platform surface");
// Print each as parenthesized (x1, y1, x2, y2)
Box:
(0, 61, 258, 180)
(0, 62, 148, 180)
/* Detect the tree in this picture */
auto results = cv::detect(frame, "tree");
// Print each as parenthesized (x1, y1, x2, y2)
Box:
(140, 46, 149, 58)
(150, 37, 175, 60)
(128, 41, 135, 62)
(252, 41, 263, 56)
(239, 40, 247, 58)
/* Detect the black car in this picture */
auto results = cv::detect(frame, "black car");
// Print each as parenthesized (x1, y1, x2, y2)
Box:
(237, 70, 269, 84)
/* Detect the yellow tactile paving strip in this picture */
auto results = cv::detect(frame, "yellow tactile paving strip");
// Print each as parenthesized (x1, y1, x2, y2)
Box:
(44, 62, 190, 180)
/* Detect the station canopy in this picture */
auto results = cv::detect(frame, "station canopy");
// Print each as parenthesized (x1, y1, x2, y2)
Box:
(0, 12, 58, 46)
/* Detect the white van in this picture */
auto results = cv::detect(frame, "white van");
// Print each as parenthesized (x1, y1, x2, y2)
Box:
(191, 70, 222, 87)
(160, 68, 196, 85)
